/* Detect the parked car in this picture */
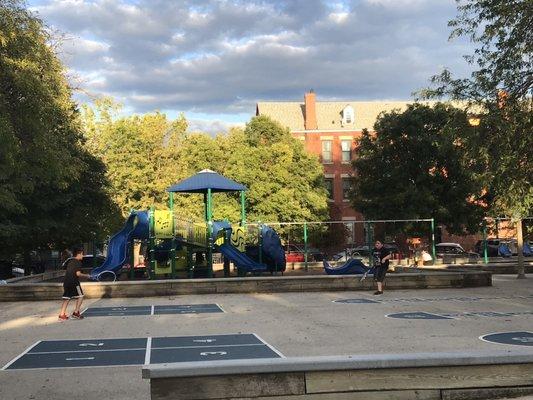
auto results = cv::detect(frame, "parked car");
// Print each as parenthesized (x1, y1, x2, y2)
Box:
(435, 243, 478, 259)
(333, 243, 399, 262)
(283, 244, 324, 262)
(474, 238, 517, 257)
(62, 254, 106, 271)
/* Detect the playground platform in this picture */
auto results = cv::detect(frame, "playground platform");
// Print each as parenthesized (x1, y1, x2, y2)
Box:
(0, 270, 491, 301)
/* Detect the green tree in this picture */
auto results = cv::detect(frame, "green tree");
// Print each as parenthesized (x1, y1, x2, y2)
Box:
(351, 103, 485, 235)
(0, 0, 118, 264)
(82, 99, 190, 215)
(222, 116, 329, 225)
(421, 0, 533, 277)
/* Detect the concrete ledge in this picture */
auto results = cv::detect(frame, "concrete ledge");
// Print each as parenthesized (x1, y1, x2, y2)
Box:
(142, 351, 533, 379)
(143, 351, 533, 400)
(394, 264, 533, 274)
(0, 271, 492, 301)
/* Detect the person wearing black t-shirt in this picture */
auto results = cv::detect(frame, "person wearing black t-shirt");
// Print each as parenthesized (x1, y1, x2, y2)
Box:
(372, 240, 391, 295)
(59, 247, 89, 320)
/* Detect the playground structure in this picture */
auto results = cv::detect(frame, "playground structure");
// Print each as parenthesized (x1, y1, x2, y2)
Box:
(89, 170, 286, 281)
(88, 171, 532, 281)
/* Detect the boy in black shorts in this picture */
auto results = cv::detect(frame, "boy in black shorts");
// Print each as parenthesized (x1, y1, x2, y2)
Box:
(372, 240, 391, 295)
(59, 247, 90, 320)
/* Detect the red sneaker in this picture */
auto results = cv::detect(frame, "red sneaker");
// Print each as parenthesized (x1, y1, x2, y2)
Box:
(58, 314, 69, 321)
(71, 311, 84, 320)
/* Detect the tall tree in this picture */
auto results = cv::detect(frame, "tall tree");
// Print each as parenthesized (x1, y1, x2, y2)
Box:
(0, 0, 118, 263)
(351, 103, 485, 234)
(83, 109, 329, 234)
(420, 0, 533, 277)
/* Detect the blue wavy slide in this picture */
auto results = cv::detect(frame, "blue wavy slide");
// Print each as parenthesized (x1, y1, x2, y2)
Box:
(323, 259, 375, 275)
(218, 243, 267, 273)
(90, 212, 149, 280)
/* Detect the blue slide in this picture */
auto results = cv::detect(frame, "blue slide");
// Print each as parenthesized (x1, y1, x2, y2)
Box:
(498, 243, 512, 258)
(90, 211, 149, 281)
(523, 242, 533, 257)
(323, 259, 374, 275)
(218, 243, 267, 274)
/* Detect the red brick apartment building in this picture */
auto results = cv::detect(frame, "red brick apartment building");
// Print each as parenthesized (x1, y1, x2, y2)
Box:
(256, 91, 512, 250)
(256, 91, 417, 238)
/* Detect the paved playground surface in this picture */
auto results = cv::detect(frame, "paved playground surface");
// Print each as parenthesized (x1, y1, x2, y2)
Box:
(0, 274, 532, 400)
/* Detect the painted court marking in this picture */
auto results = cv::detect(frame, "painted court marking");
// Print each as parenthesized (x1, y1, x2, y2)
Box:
(81, 304, 224, 317)
(386, 312, 455, 320)
(2, 334, 283, 370)
(480, 331, 533, 347)
(334, 294, 533, 304)
(386, 310, 533, 320)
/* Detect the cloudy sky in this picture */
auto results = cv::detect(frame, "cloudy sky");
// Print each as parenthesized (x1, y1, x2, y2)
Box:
(29, 0, 474, 132)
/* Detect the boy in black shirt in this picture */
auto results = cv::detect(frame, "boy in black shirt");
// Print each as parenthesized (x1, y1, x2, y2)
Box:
(59, 247, 90, 320)
(372, 240, 391, 295)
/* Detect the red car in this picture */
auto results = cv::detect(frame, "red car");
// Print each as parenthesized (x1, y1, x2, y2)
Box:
(283, 244, 324, 262)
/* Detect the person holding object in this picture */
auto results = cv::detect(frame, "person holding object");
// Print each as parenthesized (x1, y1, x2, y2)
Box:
(372, 240, 391, 295)
(59, 247, 90, 320)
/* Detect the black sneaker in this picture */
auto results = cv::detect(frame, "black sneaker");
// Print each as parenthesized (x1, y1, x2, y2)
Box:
(373, 291, 383, 295)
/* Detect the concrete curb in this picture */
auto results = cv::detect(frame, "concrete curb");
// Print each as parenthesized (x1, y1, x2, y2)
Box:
(0, 271, 492, 301)
(144, 350, 533, 400)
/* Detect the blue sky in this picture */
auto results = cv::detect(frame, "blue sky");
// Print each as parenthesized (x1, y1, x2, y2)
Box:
(28, 0, 474, 133)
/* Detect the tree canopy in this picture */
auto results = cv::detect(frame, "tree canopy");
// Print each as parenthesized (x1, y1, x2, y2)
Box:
(81, 107, 329, 225)
(424, 0, 532, 101)
(0, 0, 119, 258)
(420, 0, 532, 219)
(351, 103, 485, 234)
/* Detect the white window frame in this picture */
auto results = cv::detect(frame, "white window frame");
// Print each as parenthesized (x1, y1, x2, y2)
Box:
(322, 140, 332, 163)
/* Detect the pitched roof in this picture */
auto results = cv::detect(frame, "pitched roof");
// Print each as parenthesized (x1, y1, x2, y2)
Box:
(256, 100, 438, 131)
(167, 169, 247, 193)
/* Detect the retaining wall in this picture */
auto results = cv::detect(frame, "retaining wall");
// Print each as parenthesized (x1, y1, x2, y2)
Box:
(0, 271, 491, 301)
(143, 351, 533, 400)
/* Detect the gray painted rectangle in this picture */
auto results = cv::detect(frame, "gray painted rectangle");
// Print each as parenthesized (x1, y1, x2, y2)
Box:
(154, 304, 220, 310)
(155, 308, 223, 315)
(28, 338, 147, 353)
(6, 349, 146, 369)
(87, 306, 151, 312)
(150, 344, 281, 364)
(152, 334, 262, 349)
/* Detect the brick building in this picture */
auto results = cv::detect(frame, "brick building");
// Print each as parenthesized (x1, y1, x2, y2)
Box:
(256, 90, 421, 242)
(256, 91, 504, 251)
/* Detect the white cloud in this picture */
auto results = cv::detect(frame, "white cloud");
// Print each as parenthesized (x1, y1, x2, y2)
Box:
(32, 0, 474, 120)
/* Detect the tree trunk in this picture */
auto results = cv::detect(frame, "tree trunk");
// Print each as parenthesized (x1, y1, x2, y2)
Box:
(516, 218, 525, 279)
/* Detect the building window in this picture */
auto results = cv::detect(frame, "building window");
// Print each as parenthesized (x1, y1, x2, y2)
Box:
(322, 140, 332, 163)
(341, 140, 351, 163)
(342, 178, 353, 200)
(324, 178, 334, 200)
(342, 106, 354, 125)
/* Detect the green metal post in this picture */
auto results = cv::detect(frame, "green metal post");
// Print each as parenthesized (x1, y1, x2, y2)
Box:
(483, 220, 488, 264)
(149, 206, 156, 280)
(206, 188, 213, 278)
(169, 193, 176, 279)
(366, 222, 374, 267)
(130, 239, 135, 280)
(187, 247, 193, 279)
(431, 218, 436, 263)
(128, 209, 135, 280)
(258, 223, 263, 266)
(240, 191, 246, 225)
(303, 222, 308, 272)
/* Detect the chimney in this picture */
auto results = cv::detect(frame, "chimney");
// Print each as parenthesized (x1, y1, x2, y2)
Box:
(304, 90, 318, 130)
